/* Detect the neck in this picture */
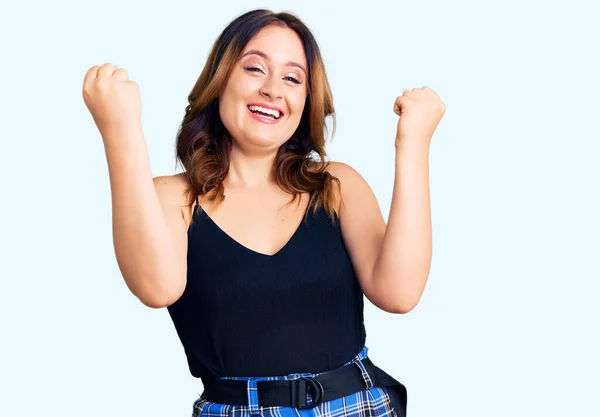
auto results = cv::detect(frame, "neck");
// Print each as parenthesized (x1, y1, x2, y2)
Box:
(224, 144, 279, 190)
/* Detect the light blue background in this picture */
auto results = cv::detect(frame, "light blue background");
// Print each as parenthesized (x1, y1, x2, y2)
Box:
(1, 1, 598, 416)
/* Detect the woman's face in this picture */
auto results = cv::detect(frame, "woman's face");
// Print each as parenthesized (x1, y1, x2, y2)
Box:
(219, 25, 308, 150)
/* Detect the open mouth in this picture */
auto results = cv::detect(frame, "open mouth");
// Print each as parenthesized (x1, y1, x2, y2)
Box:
(247, 105, 283, 120)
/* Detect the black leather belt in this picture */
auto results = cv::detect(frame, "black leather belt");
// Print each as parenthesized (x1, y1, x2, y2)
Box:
(200, 357, 405, 410)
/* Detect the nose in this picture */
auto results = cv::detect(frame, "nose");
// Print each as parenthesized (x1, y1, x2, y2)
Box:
(259, 77, 283, 100)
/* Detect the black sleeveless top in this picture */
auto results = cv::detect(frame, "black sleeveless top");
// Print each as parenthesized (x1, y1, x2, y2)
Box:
(167, 193, 366, 379)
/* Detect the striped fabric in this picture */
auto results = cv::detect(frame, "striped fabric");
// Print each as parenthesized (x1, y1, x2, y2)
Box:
(191, 346, 398, 417)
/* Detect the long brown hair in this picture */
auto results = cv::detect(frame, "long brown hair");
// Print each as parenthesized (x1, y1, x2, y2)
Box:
(175, 9, 339, 224)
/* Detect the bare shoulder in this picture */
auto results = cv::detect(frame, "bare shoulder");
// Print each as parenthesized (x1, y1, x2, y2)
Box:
(322, 161, 370, 196)
(152, 172, 194, 226)
(313, 160, 371, 215)
(323, 160, 361, 180)
(152, 172, 190, 199)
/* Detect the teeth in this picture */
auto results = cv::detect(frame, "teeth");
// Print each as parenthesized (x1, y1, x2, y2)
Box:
(248, 105, 281, 118)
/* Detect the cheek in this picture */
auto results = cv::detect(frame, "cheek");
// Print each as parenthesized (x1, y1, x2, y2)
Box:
(219, 84, 243, 118)
(219, 75, 247, 106)
(218, 97, 241, 132)
(289, 92, 307, 113)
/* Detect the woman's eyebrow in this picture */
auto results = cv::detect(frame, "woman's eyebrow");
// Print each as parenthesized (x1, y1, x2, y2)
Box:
(240, 49, 307, 76)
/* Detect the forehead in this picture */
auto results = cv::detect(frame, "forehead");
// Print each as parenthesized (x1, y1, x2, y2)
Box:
(241, 25, 307, 69)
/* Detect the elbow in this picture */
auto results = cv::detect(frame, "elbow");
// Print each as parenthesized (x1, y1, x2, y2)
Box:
(369, 278, 423, 314)
(138, 291, 182, 309)
(389, 303, 417, 314)
(386, 295, 421, 314)
(139, 295, 171, 309)
(374, 297, 418, 314)
(133, 276, 186, 309)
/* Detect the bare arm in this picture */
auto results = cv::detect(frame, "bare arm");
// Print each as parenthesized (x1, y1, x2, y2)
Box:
(104, 127, 187, 308)
(327, 159, 431, 314)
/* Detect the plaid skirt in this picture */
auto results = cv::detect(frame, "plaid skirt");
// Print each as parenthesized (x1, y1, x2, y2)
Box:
(191, 346, 406, 417)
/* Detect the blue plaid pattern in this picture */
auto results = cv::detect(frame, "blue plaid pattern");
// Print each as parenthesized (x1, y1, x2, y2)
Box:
(191, 346, 398, 417)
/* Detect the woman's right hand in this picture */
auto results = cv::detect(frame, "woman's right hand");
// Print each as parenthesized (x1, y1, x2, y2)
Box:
(82, 63, 142, 139)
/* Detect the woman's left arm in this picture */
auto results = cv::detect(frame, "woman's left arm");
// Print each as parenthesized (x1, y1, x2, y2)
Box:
(333, 87, 445, 314)
(372, 142, 432, 313)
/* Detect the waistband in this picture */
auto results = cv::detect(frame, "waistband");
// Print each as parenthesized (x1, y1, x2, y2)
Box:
(199, 346, 405, 414)
(213, 345, 370, 382)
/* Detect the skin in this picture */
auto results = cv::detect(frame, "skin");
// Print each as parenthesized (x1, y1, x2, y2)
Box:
(218, 25, 308, 168)
(192, 24, 314, 258)
(156, 24, 432, 313)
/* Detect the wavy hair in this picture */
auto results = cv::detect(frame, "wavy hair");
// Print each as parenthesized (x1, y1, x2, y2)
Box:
(175, 9, 339, 224)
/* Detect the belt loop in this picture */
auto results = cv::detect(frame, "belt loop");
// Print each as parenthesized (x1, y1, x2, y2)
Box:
(246, 377, 261, 416)
(354, 359, 374, 389)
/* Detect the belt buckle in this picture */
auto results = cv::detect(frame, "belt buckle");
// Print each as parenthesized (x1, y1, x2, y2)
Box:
(292, 376, 324, 409)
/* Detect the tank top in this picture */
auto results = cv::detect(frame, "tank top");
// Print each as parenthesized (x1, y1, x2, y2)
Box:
(167, 192, 367, 378)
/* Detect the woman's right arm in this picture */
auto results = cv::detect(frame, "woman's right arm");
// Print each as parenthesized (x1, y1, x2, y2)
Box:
(83, 63, 187, 308)
(104, 129, 188, 308)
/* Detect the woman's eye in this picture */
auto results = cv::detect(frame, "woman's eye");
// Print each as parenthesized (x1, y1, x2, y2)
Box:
(244, 67, 301, 84)
(245, 66, 263, 73)
(284, 76, 301, 84)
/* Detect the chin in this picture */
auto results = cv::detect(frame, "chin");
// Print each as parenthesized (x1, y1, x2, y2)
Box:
(245, 132, 292, 148)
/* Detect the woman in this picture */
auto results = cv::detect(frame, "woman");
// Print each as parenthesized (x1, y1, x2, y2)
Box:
(82, 8, 444, 417)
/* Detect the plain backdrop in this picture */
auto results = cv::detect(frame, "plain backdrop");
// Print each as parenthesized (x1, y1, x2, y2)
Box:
(1, 1, 599, 416)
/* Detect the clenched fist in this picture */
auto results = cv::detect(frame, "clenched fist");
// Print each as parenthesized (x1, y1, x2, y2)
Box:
(82, 63, 142, 139)
(393, 86, 445, 149)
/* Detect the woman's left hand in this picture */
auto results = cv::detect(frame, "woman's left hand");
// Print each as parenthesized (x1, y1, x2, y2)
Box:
(393, 86, 446, 149)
